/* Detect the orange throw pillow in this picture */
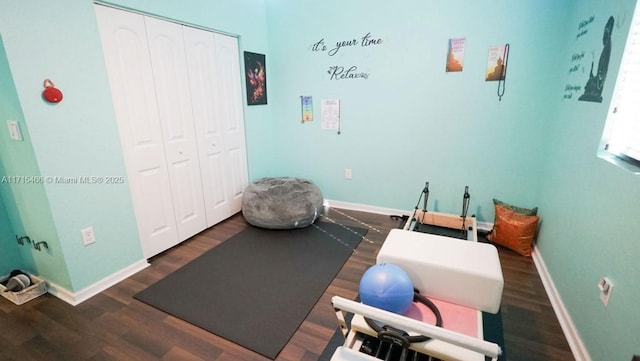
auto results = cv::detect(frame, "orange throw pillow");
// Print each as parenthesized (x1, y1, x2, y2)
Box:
(487, 204, 539, 256)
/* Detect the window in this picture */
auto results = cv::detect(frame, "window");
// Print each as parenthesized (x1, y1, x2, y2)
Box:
(599, 1, 640, 173)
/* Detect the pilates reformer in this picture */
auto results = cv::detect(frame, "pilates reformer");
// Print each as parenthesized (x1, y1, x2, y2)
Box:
(329, 184, 504, 361)
(404, 182, 474, 239)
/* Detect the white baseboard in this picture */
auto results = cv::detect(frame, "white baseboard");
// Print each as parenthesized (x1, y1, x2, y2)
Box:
(46, 259, 149, 306)
(532, 247, 591, 361)
(324, 199, 412, 217)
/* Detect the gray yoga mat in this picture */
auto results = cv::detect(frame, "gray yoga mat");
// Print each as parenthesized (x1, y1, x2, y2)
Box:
(135, 222, 367, 359)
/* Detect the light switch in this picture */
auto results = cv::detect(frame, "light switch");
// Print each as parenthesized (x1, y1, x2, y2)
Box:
(7, 120, 23, 141)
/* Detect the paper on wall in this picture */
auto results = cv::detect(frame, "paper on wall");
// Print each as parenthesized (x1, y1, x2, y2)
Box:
(321, 99, 340, 131)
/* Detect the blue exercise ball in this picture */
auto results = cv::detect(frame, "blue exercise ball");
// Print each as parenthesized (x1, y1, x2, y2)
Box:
(359, 263, 414, 314)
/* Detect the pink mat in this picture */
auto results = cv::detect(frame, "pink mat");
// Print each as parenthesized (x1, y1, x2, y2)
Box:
(403, 298, 478, 338)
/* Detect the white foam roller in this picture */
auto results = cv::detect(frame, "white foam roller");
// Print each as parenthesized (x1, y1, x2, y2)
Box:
(377, 229, 504, 314)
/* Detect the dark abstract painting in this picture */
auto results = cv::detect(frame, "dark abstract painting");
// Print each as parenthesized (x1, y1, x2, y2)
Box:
(244, 51, 267, 105)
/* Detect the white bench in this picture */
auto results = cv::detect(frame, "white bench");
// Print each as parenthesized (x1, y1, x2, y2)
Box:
(377, 229, 504, 314)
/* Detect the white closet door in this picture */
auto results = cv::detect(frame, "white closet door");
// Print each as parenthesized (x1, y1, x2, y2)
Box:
(214, 33, 249, 214)
(183, 27, 248, 226)
(144, 17, 207, 241)
(182, 26, 229, 226)
(95, 5, 179, 258)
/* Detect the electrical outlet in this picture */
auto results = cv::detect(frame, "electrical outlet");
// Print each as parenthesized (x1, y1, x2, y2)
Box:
(81, 227, 96, 246)
(7, 120, 23, 141)
(598, 276, 614, 306)
(345, 168, 352, 179)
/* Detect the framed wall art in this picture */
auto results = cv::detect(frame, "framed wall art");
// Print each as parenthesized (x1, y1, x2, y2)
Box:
(244, 51, 267, 105)
(485, 45, 509, 81)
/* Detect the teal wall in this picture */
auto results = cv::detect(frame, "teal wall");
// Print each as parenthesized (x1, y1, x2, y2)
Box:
(0, 195, 21, 273)
(0, 34, 70, 285)
(536, 0, 640, 360)
(0, 36, 26, 273)
(264, 0, 569, 222)
(0, 2, 143, 291)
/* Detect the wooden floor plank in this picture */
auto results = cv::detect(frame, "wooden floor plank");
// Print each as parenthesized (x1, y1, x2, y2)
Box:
(0, 209, 573, 360)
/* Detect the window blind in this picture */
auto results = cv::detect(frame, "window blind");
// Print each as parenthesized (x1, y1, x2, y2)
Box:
(605, 3, 640, 164)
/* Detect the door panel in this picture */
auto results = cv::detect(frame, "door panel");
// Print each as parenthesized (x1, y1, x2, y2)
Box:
(183, 26, 244, 226)
(138, 167, 175, 238)
(95, 5, 178, 258)
(144, 17, 207, 241)
(206, 153, 227, 207)
(228, 146, 246, 206)
(214, 33, 249, 212)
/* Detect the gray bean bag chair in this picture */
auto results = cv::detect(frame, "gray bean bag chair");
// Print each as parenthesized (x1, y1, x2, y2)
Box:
(242, 177, 324, 229)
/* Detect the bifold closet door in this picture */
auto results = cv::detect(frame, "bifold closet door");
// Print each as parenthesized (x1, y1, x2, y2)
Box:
(95, 5, 180, 258)
(96, 5, 248, 257)
(144, 17, 208, 240)
(183, 27, 249, 227)
(211, 33, 249, 216)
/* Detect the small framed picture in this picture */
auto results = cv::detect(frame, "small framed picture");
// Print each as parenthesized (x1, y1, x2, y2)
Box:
(244, 51, 267, 105)
(446, 37, 466, 72)
(485, 45, 509, 81)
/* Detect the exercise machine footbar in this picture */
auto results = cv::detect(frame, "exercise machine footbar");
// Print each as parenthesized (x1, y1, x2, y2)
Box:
(332, 296, 502, 361)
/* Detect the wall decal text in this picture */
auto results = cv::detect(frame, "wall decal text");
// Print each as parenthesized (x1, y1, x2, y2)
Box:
(327, 66, 370, 80)
(312, 32, 383, 56)
(563, 15, 595, 99)
(310, 32, 383, 80)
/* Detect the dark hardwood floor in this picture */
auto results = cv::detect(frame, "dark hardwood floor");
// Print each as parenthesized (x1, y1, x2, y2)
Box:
(0, 208, 574, 360)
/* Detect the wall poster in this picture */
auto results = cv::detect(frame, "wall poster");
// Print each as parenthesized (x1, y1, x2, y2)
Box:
(321, 99, 340, 132)
(446, 37, 466, 72)
(563, 14, 617, 102)
(244, 51, 267, 105)
(485, 45, 509, 81)
(301, 96, 313, 122)
(578, 16, 614, 103)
